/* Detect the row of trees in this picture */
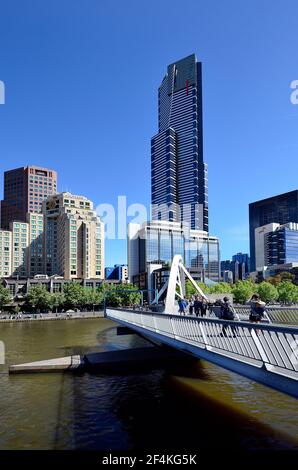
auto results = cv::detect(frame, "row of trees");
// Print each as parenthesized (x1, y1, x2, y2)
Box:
(0, 283, 142, 313)
(186, 279, 298, 304)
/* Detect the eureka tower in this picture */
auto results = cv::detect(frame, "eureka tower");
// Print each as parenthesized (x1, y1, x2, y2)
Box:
(151, 54, 208, 231)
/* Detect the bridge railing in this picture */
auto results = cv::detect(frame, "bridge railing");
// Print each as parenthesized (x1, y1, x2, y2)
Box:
(211, 305, 298, 325)
(106, 308, 298, 380)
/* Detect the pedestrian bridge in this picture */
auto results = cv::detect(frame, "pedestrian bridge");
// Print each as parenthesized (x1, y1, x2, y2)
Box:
(106, 256, 298, 399)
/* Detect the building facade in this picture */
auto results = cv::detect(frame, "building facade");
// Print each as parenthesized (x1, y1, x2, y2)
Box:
(221, 252, 250, 283)
(249, 190, 298, 271)
(0, 230, 12, 277)
(105, 264, 128, 282)
(43, 192, 104, 280)
(1, 166, 57, 230)
(27, 213, 44, 277)
(151, 54, 208, 231)
(10, 221, 29, 278)
(255, 222, 298, 270)
(128, 221, 220, 286)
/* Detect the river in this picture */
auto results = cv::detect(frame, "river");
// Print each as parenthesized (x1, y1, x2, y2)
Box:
(0, 318, 297, 450)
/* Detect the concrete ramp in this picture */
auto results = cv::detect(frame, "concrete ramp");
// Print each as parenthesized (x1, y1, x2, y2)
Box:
(9, 347, 186, 374)
(9, 355, 82, 373)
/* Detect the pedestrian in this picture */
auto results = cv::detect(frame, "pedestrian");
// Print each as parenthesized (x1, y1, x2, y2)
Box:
(194, 296, 201, 317)
(220, 297, 237, 337)
(200, 298, 208, 317)
(248, 294, 266, 333)
(189, 297, 194, 315)
(178, 298, 186, 315)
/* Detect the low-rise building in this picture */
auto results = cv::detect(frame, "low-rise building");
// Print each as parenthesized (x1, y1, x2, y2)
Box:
(128, 220, 220, 300)
(105, 264, 128, 282)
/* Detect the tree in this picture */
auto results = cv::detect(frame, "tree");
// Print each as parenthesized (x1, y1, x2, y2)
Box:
(63, 283, 84, 309)
(277, 281, 297, 303)
(99, 283, 141, 308)
(0, 285, 11, 311)
(48, 292, 65, 312)
(80, 288, 102, 311)
(257, 282, 278, 303)
(185, 280, 209, 298)
(27, 285, 52, 311)
(208, 282, 232, 295)
(232, 280, 255, 304)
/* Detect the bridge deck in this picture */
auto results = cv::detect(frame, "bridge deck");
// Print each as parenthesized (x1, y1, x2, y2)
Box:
(106, 308, 298, 399)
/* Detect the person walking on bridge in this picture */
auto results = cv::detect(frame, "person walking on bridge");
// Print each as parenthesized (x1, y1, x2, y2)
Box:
(178, 298, 187, 316)
(248, 294, 266, 334)
(194, 296, 202, 317)
(220, 297, 237, 337)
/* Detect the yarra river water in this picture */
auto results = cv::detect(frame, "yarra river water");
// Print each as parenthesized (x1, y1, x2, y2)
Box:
(0, 318, 297, 451)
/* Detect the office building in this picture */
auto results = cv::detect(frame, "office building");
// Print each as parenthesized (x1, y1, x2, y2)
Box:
(255, 222, 298, 270)
(128, 221, 220, 297)
(249, 190, 298, 271)
(43, 192, 104, 280)
(232, 252, 250, 272)
(1, 165, 57, 230)
(151, 54, 208, 231)
(0, 230, 12, 277)
(221, 252, 250, 283)
(105, 264, 128, 282)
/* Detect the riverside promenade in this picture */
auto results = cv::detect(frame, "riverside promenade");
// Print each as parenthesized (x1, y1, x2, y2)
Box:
(0, 311, 104, 323)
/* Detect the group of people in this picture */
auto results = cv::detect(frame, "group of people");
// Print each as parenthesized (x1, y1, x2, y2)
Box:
(177, 293, 267, 336)
(178, 295, 209, 317)
(219, 294, 267, 336)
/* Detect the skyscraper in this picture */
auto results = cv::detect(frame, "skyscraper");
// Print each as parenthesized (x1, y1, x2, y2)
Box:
(151, 54, 208, 231)
(249, 190, 298, 271)
(1, 165, 57, 230)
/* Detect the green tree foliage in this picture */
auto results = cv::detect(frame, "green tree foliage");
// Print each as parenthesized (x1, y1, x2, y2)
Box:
(102, 283, 141, 307)
(63, 283, 85, 309)
(27, 285, 52, 311)
(232, 280, 255, 304)
(208, 282, 232, 294)
(277, 281, 298, 303)
(257, 282, 278, 303)
(0, 285, 11, 311)
(267, 272, 296, 286)
(48, 292, 65, 312)
(185, 279, 209, 298)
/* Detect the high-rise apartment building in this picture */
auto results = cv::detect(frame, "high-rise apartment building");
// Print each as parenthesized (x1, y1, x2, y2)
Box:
(151, 54, 208, 231)
(43, 192, 104, 280)
(27, 213, 44, 277)
(10, 221, 29, 277)
(249, 190, 298, 271)
(1, 165, 57, 230)
(0, 230, 12, 277)
(0, 214, 45, 278)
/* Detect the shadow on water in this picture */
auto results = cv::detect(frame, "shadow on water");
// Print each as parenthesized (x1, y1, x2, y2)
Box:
(67, 344, 297, 451)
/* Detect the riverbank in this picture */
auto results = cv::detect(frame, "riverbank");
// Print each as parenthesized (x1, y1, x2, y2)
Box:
(0, 311, 104, 323)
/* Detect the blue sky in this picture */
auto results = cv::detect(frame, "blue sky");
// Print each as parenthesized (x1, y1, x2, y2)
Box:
(0, 0, 298, 266)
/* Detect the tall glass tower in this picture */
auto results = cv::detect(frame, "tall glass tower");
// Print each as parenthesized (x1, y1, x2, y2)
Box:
(151, 54, 208, 231)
